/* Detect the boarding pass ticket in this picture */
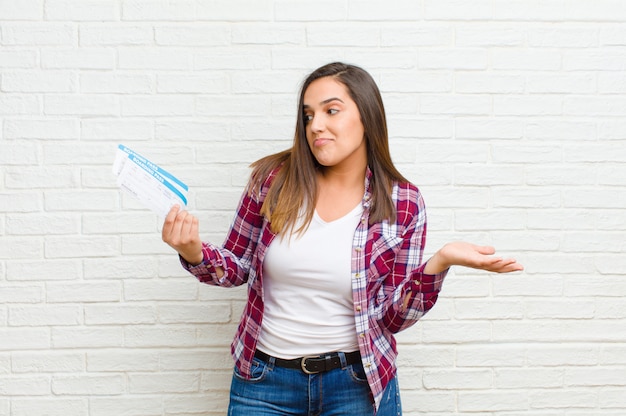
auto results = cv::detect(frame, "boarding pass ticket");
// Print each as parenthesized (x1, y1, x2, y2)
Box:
(113, 144, 188, 218)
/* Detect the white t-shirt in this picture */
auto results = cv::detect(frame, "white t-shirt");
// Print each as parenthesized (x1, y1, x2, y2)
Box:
(256, 204, 363, 359)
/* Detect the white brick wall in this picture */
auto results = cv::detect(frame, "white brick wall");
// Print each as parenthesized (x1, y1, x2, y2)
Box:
(1, 0, 625, 414)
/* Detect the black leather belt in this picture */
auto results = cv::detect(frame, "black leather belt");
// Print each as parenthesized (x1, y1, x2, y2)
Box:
(254, 350, 361, 375)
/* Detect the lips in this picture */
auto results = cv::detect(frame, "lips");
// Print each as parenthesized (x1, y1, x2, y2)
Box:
(313, 138, 333, 147)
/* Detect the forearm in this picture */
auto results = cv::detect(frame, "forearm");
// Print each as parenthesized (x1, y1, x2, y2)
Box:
(422, 249, 450, 275)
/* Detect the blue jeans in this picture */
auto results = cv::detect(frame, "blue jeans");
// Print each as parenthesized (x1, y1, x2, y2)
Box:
(228, 352, 402, 415)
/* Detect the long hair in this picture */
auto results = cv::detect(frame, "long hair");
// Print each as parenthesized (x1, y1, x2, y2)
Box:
(249, 62, 408, 235)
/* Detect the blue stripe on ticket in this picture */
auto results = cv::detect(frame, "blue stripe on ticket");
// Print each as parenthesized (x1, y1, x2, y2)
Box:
(117, 144, 189, 192)
(127, 153, 188, 206)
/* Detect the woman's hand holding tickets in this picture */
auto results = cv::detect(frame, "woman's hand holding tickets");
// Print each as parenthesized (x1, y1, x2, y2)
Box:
(162, 205, 204, 266)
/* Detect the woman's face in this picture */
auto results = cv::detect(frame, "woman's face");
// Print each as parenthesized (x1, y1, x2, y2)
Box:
(303, 77, 367, 172)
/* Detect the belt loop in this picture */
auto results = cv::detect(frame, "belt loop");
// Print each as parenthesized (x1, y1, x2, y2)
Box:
(338, 351, 348, 369)
(266, 354, 276, 370)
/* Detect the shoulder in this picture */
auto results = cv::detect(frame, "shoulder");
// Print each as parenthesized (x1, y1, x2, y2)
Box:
(391, 180, 425, 226)
(247, 165, 280, 203)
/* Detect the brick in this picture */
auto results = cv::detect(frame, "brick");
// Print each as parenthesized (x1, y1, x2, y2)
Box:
(155, 24, 230, 46)
(0, 285, 42, 304)
(84, 304, 156, 325)
(124, 326, 197, 348)
(381, 25, 451, 47)
(1, 23, 76, 46)
(121, 95, 194, 117)
(118, 47, 193, 70)
(81, 119, 153, 141)
(0, 50, 37, 68)
(528, 27, 599, 47)
(424, 0, 492, 20)
(422, 321, 491, 343)
(83, 257, 158, 279)
(52, 327, 123, 348)
(494, 0, 564, 21)
(420, 94, 492, 115)
(87, 350, 159, 372)
(79, 24, 153, 46)
(1, 71, 76, 93)
(123, 279, 198, 301)
(159, 349, 233, 370)
(52, 375, 124, 395)
(11, 399, 87, 416)
(231, 23, 304, 45)
(79, 73, 153, 94)
(44, 94, 119, 116)
(6, 260, 81, 281)
(44, 235, 120, 259)
(423, 369, 492, 389)
(459, 391, 528, 412)
(275, 0, 346, 21)
(494, 368, 563, 390)
(0, 237, 43, 259)
(41, 48, 115, 69)
(456, 26, 525, 46)
(44, 0, 119, 21)
(455, 118, 523, 139)
(455, 72, 525, 94)
(529, 389, 597, 409)
(0, 0, 43, 20)
(129, 372, 199, 394)
(419, 49, 488, 70)
(308, 24, 380, 47)
(0, 328, 50, 351)
(89, 397, 163, 416)
(0, 94, 40, 115)
(157, 73, 229, 94)
(44, 190, 119, 212)
(494, 95, 562, 116)
(525, 166, 595, 186)
(4, 118, 78, 140)
(157, 303, 231, 324)
(528, 72, 596, 94)
(82, 212, 156, 234)
(46, 281, 121, 303)
(12, 352, 84, 373)
(564, 50, 626, 70)
(380, 71, 452, 93)
(5, 167, 79, 190)
(195, 47, 270, 69)
(155, 121, 225, 142)
(0, 375, 50, 395)
(9, 305, 81, 326)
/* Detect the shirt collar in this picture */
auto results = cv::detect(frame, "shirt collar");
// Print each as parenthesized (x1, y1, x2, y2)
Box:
(362, 166, 373, 210)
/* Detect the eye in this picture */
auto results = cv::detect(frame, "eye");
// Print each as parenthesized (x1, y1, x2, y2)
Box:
(327, 108, 339, 115)
(303, 113, 313, 123)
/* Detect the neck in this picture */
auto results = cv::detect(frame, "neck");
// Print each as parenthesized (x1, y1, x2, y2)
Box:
(317, 163, 367, 190)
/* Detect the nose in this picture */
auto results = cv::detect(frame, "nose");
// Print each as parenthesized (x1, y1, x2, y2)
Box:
(309, 112, 325, 133)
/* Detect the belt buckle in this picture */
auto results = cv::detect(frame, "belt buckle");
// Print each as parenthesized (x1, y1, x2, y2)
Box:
(300, 356, 320, 375)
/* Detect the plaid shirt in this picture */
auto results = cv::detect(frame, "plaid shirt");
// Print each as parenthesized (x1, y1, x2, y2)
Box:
(182, 167, 447, 412)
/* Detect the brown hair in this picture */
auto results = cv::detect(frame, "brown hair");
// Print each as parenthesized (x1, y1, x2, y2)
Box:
(249, 62, 408, 235)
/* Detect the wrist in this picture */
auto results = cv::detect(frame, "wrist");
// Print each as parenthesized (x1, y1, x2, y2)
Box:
(183, 251, 204, 266)
(423, 248, 450, 275)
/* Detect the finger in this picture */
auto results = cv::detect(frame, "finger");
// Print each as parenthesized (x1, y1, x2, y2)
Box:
(181, 212, 198, 242)
(493, 259, 524, 273)
(162, 205, 181, 241)
(476, 245, 496, 256)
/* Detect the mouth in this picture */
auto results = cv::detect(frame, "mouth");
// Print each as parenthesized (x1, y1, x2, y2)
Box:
(313, 138, 333, 147)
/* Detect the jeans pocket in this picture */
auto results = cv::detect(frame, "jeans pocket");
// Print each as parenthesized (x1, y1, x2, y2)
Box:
(348, 361, 368, 384)
(233, 358, 268, 383)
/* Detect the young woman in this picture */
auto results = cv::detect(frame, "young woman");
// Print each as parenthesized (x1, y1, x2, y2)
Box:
(162, 62, 523, 415)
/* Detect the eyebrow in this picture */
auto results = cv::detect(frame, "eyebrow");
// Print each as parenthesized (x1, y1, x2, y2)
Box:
(303, 97, 345, 108)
